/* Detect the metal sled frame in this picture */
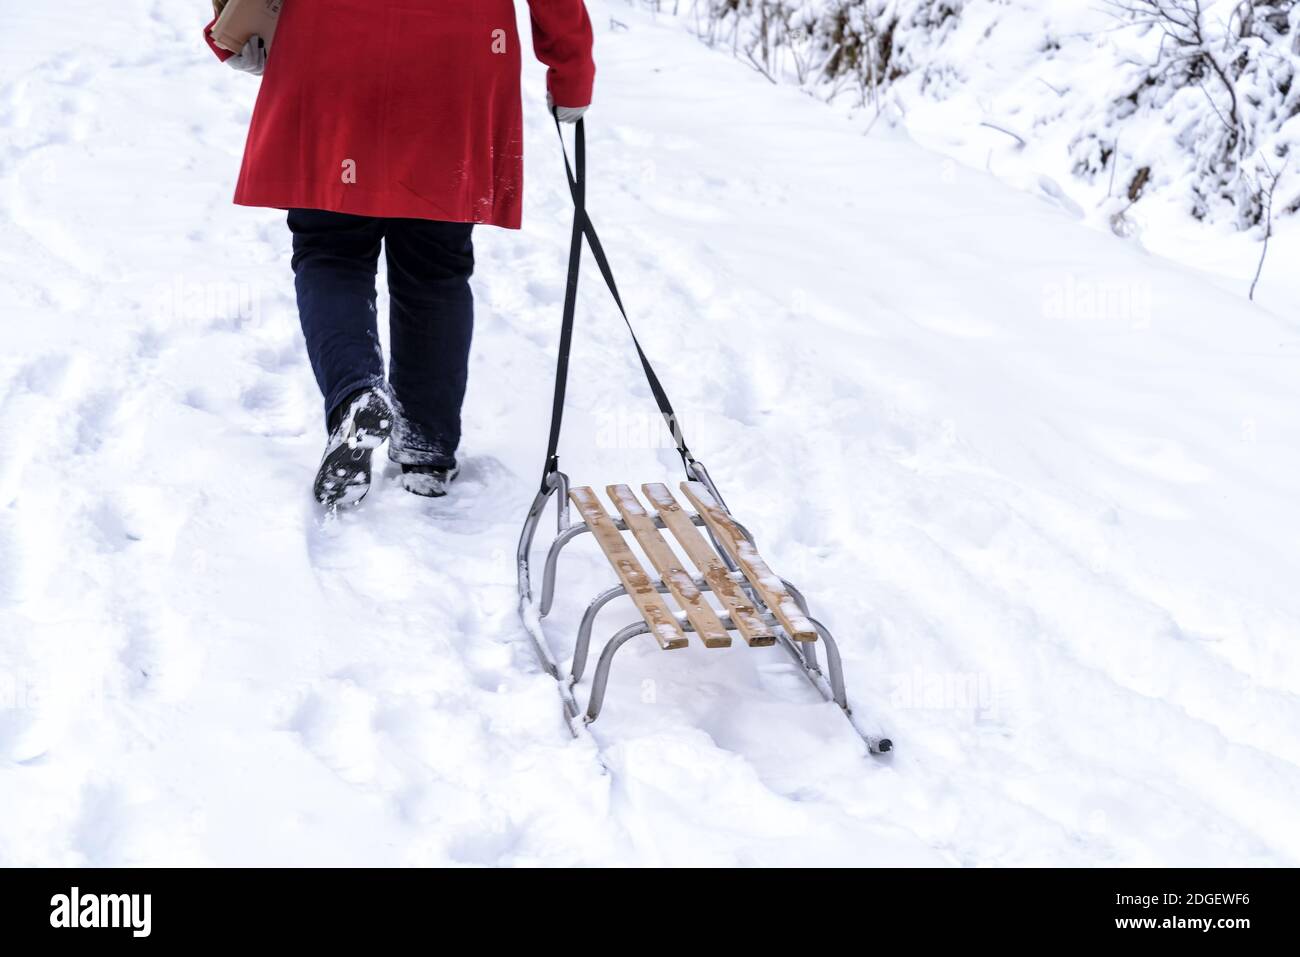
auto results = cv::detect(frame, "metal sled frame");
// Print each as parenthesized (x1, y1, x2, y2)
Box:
(516, 461, 891, 754)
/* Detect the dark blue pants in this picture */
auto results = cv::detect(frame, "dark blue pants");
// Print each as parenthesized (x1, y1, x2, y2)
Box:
(289, 209, 474, 468)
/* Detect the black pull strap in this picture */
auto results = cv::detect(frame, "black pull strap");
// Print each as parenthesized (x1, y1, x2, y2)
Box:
(541, 116, 696, 489)
(541, 117, 587, 483)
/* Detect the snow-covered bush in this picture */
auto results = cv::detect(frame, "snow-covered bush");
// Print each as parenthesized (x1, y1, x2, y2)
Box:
(1079, 1, 1300, 229)
(695, 1, 966, 105)
(689, 0, 1300, 233)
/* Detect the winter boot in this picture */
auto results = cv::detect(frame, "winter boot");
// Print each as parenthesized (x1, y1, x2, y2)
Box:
(313, 388, 394, 507)
(398, 462, 460, 498)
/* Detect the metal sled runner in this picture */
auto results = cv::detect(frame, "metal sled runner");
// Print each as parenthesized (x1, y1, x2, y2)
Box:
(516, 119, 891, 754)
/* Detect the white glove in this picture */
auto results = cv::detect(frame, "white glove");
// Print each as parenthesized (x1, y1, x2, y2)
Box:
(226, 35, 267, 76)
(555, 104, 588, 124)
(547, 92, 588, 124)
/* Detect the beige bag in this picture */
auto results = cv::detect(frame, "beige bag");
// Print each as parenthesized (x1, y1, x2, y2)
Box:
(209, 0, 284, 54)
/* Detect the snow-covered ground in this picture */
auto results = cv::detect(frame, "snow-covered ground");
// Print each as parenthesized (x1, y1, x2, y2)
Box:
(1, 1, 1298, 867)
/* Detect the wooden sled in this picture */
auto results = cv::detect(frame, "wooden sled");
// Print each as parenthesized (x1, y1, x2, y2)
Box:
(516, 470, 892, 753)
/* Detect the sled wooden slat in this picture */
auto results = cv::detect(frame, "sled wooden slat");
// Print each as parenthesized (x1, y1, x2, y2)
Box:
(679, 482, 818, 643)
(569, 487, 688, 651)
(641, 483, 775, 647)
(606, 485, 732, 649)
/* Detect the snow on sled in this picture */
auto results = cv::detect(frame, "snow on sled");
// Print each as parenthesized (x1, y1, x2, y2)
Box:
(517, 118, 891, 755)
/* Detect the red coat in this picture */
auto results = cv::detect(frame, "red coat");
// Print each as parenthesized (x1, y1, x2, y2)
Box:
(205, 1, 595, 229)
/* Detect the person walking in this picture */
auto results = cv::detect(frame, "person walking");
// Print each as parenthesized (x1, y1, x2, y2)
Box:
(205, 1, 595, 505)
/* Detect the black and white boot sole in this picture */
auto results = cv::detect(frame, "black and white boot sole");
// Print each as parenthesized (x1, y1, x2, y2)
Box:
(314, 392, 394, 508)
